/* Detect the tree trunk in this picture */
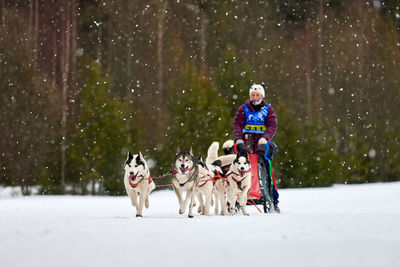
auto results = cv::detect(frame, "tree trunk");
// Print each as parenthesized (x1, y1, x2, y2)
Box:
(316, 0, 324, 112)
(357, 0, 365, 103)
(28, 0, 33, 51)
(52, 27, 57, 90)
(60, 0, 71, 193)
(157, 0, 167, 102)
(71, 0, 77, 97)
(199, 10, 208, 76)
(0, 0, 3, 27)
(107, 16, 113, 74)
(33, 0, 39, 68)
(304, 26, 313, 119)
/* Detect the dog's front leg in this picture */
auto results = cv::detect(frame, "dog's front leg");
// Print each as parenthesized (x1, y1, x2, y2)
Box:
(136, 191, 146, 217)
(226, 189, 236, 216)
(196, 191, 204, 214)
(239, 187, 250, 216)
(204, 184, 213, 216)
(219, 189, 227, 216)
(173, 185, 184, 214)
(128, 190, 138, 209)
(187, 187, 195, 218)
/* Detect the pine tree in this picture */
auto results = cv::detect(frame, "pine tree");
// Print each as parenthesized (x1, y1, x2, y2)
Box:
(68, 61, 134, 195)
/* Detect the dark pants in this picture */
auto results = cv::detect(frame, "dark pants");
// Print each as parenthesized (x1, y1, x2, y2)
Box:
(262, 156, 279, 205)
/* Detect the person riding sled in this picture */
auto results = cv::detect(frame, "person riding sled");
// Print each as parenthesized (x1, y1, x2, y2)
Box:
(233, 83, 280, 213)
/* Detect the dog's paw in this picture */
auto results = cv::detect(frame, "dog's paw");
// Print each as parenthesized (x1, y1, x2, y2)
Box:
(179, 209, 184, 214)
(136, 214, 143, 217)
(188, 214, 194, 218)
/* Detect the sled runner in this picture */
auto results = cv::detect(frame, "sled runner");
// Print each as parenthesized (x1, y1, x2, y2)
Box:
(246, 141, 278, 213)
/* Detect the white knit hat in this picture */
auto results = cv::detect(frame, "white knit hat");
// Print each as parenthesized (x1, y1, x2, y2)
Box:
(249, 84, 265, 98)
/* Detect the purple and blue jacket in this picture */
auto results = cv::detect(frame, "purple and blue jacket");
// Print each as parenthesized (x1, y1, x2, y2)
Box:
(233, 99, 277, 155)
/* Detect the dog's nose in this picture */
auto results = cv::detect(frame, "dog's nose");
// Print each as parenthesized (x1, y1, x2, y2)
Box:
(181, 164, 185, 168)
(240, 167, 245, 171)
(130, 172, 134, 175)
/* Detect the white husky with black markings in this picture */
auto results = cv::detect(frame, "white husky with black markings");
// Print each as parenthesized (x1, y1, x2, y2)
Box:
(124, 151, 156, 217)
(206, 141, 236, 215)
(171, 147, 199, 218)
(195, 157, 221, 216)
(225, 152, 252, 216)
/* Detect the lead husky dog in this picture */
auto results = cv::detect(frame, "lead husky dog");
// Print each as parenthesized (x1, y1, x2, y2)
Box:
(124, 151, 156, 217)
(225, 151, 252, 216)
(171, 147, 199, 218)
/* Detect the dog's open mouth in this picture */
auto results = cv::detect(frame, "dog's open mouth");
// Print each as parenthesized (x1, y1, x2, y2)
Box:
(128, 174, 137, 182)
(180, 167, 191, 174)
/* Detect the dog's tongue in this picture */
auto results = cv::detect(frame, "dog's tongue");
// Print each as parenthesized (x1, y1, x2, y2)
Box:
(129, 175, 137, 181)
(180, 167, 190, 173)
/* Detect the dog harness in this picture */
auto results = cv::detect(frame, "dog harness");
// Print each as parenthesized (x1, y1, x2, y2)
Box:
(129, 174, 152, 188)
(225, 169, 252, 191)
(172, 167, 194, 187)
(242, 104, 269, 134)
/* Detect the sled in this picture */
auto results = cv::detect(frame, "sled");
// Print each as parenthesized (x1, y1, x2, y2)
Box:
(247, 141, 278, 213)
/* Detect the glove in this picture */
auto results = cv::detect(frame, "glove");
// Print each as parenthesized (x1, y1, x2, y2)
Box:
(258, 137, 268, 145)
(236, 139, 244, 145)
(235, 139, 246, 153)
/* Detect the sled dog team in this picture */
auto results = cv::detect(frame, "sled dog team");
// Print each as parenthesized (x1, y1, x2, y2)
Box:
(124, 140, 253, 217)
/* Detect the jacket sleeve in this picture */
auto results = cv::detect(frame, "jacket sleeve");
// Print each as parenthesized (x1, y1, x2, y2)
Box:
(263, 105, 277, 141)
(233, 104, 245, 141)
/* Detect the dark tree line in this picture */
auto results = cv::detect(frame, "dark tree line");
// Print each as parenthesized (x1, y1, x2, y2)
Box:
(1, 0, 399, 195)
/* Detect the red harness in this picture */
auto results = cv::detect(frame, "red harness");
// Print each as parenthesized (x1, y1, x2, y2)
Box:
(225, 169, 251, 190)
(129, 175, 152, 188)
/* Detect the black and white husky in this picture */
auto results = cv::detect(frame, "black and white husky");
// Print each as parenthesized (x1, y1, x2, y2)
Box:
(171, 147, 199, 218)
(195, 156, 221, 216)
(225, 152, 252, 216)
(206, 141, 236, 215)
(124, 151, 156, 217)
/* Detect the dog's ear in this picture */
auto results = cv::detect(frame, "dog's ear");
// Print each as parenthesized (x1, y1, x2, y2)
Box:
(233, 154, 239, 164)
(189, 146, 193, 157)
(139, 151, 145, 162)
(125, 151, 133, 165)
(176, 146, 181, 155)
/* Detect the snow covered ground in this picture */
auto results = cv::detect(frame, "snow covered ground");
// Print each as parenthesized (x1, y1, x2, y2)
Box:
(1, 182, 399, 267)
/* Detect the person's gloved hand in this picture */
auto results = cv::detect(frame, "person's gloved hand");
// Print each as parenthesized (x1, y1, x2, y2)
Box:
(236, 139, 244, 145)
(235, 139, 246, 153)
(258, 137, 268, 145)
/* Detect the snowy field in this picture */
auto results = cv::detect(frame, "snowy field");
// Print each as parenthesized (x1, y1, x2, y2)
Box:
(1, 182, 400, 267)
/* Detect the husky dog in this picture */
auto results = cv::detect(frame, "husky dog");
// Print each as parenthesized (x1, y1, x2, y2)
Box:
(206, 141, 236, 215)
(225, 152, 252, 216)
(171, 147, 199, 218)
(195, 156, 215, 216)
(124, 151, 156, 217)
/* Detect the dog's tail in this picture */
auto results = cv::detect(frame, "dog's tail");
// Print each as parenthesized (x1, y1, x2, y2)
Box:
(216, 154, 236, 167)
(206, 141, 219, 164)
